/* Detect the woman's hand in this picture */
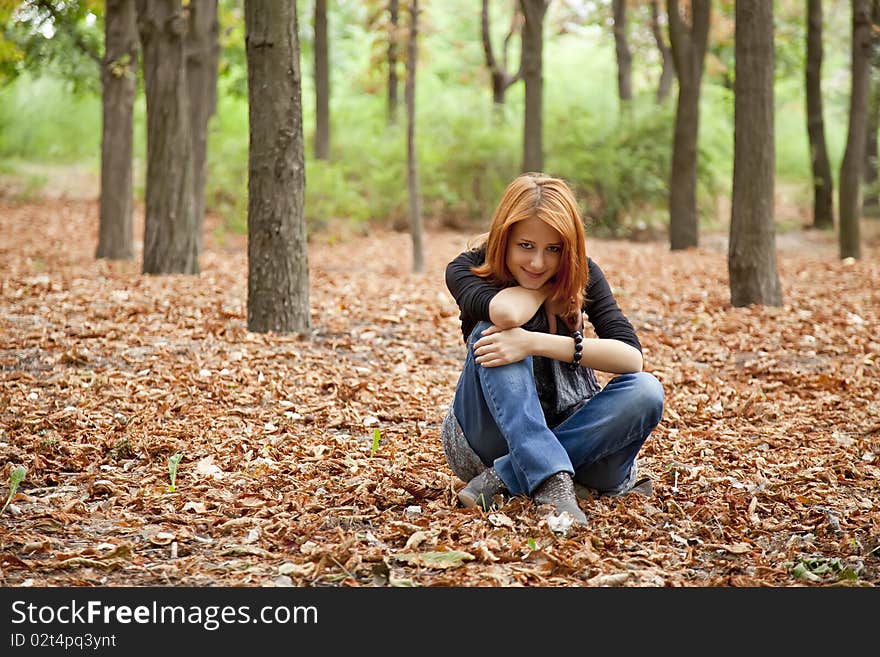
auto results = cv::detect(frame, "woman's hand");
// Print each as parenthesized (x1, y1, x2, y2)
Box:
(474, 326, 534, 367)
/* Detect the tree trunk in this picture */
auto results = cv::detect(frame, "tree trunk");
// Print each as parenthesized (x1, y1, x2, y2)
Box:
(729, 0, 782, 308)
(806, 0, 834, 229)
(407, 0, 424, 274)
(388, 0, 399, 126)
(650, 0, 674, 103)
(137, 0, 199, 275)
(97, 0, 138, 260)
(863, 0, 880, 213)
(612, 0, 632, 103)
(839, 0, 872, 260)
(520, 0, 548, 173)
(314, 0, 330, 160)
(667, 0, 710, 250)
(864, 81, 879, 212)
(186, 0, 219, 256)
(245, 0, 310, 333)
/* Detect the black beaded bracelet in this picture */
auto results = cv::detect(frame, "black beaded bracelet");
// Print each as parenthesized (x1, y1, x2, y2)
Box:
(567, 331, 583, 370)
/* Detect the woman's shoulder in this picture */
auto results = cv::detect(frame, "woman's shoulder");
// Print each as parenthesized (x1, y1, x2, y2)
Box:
(586, 257, 608, 283)
(450, 245, 486, 266)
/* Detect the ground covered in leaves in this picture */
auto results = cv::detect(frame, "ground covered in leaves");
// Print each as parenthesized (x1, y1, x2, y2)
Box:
(1, 198, 878, 587)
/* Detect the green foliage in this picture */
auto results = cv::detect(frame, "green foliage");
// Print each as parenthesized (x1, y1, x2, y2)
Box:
(0, 73, 100, 162)
(548, 99, 678, 234)
(167, 453, 183, 492)
(216, 0, 246, 99)
(2, 0, 103, 92)
(1, 465, 26, 516)
(371, 428, 381, 456)
(785, 556, 860, 583)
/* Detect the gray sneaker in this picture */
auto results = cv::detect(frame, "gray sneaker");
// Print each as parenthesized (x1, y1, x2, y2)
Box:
(458, 467, 506, 511)
(575, 460, 654, 499)
(576, 476, 654, 499)
(533, 472, 588, 526)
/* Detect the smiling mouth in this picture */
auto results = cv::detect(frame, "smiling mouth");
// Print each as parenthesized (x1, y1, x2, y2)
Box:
(522, 269, 545, 279)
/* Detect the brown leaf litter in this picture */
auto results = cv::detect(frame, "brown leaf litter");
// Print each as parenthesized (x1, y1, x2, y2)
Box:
(0, 198, 878, 587)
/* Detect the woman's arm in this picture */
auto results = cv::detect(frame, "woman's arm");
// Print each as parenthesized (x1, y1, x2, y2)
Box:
(474, 327, 643, 374)
(528, 332, 643, 373)
(445, 248, 547, 329)
(488, 285, 549, 329)
(583, 259, 642, 352)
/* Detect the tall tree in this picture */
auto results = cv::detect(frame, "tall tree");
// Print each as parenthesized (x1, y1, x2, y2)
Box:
(137, 0, 199, 274)
(806, 0, 834, 229)
(862, 0, 880, 213)
(314, 0, 330, 160)
(839, 0, 872, 260)
(520, 0, 549, 172)
(244, 0, 310, 333)
(481, 0, 523, 105)
(388, 0, 400, 125)
(729, 0, 782, 307)
(407, 0, 424, 273)
(667, 0, 710, 250)
(612, 0, 632, 103)
(650, 0, 674, 103)
(186, 0, 219, 256)
(96, 0, 138, 261)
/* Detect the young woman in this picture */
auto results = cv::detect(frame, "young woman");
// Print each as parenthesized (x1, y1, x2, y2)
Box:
(441, 173, 663, 526)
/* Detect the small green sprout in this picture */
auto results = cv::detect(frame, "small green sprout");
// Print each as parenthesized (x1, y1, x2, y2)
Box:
(527, 537, 538, 551)
(371, 428, 381, 456)
(167, 453, 183, 492)
(1, 465, 26, 516)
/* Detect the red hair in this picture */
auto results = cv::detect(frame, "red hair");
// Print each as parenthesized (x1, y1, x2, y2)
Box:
(470, 173, 589, 320)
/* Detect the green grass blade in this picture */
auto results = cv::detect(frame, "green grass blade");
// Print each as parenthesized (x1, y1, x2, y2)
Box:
(1, 465, 26, 515)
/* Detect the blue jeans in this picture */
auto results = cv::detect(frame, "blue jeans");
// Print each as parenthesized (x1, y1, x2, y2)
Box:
(452, 321, 664, 497)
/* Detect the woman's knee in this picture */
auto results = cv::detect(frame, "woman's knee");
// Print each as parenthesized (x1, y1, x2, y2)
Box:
(633, 371, 664, 422)
(466, 321, 494, 348)
(616, 371, 664, 424)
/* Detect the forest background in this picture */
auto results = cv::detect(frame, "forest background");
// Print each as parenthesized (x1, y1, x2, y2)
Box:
(0, 0, 862, 238)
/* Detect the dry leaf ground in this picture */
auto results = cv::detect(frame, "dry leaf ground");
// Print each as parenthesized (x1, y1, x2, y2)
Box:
(1, 198, 878, 587)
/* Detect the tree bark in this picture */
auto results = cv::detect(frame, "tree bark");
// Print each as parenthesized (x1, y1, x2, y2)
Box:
(314, 0, 330, 160)
(186, 0, 219, 256)
(245, 0, 310, 333)
(729, 0, 782, 308)
(388, 0, 399, 126)
(137, 0, 199, 274)
(520, 0, 548, 173)
(806, 0, 834, 229)
(839, 0, 872, 259)
(864, 80, 879, 212)
(97, 0, 138, 260)
(650, 0, 674, 103)
(863, 0, 880, 213)
(667, 0, 710, 251)
(612, 0, 632, 103)
(407, 0, 424, 274)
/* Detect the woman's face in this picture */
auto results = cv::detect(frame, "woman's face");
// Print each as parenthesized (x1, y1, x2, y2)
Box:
(505, 216, 563, 290)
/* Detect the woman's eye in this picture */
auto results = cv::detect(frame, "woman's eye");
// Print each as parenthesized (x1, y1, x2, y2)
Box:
(519, 242, 532, 249)
(548, 246, 561, 253)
